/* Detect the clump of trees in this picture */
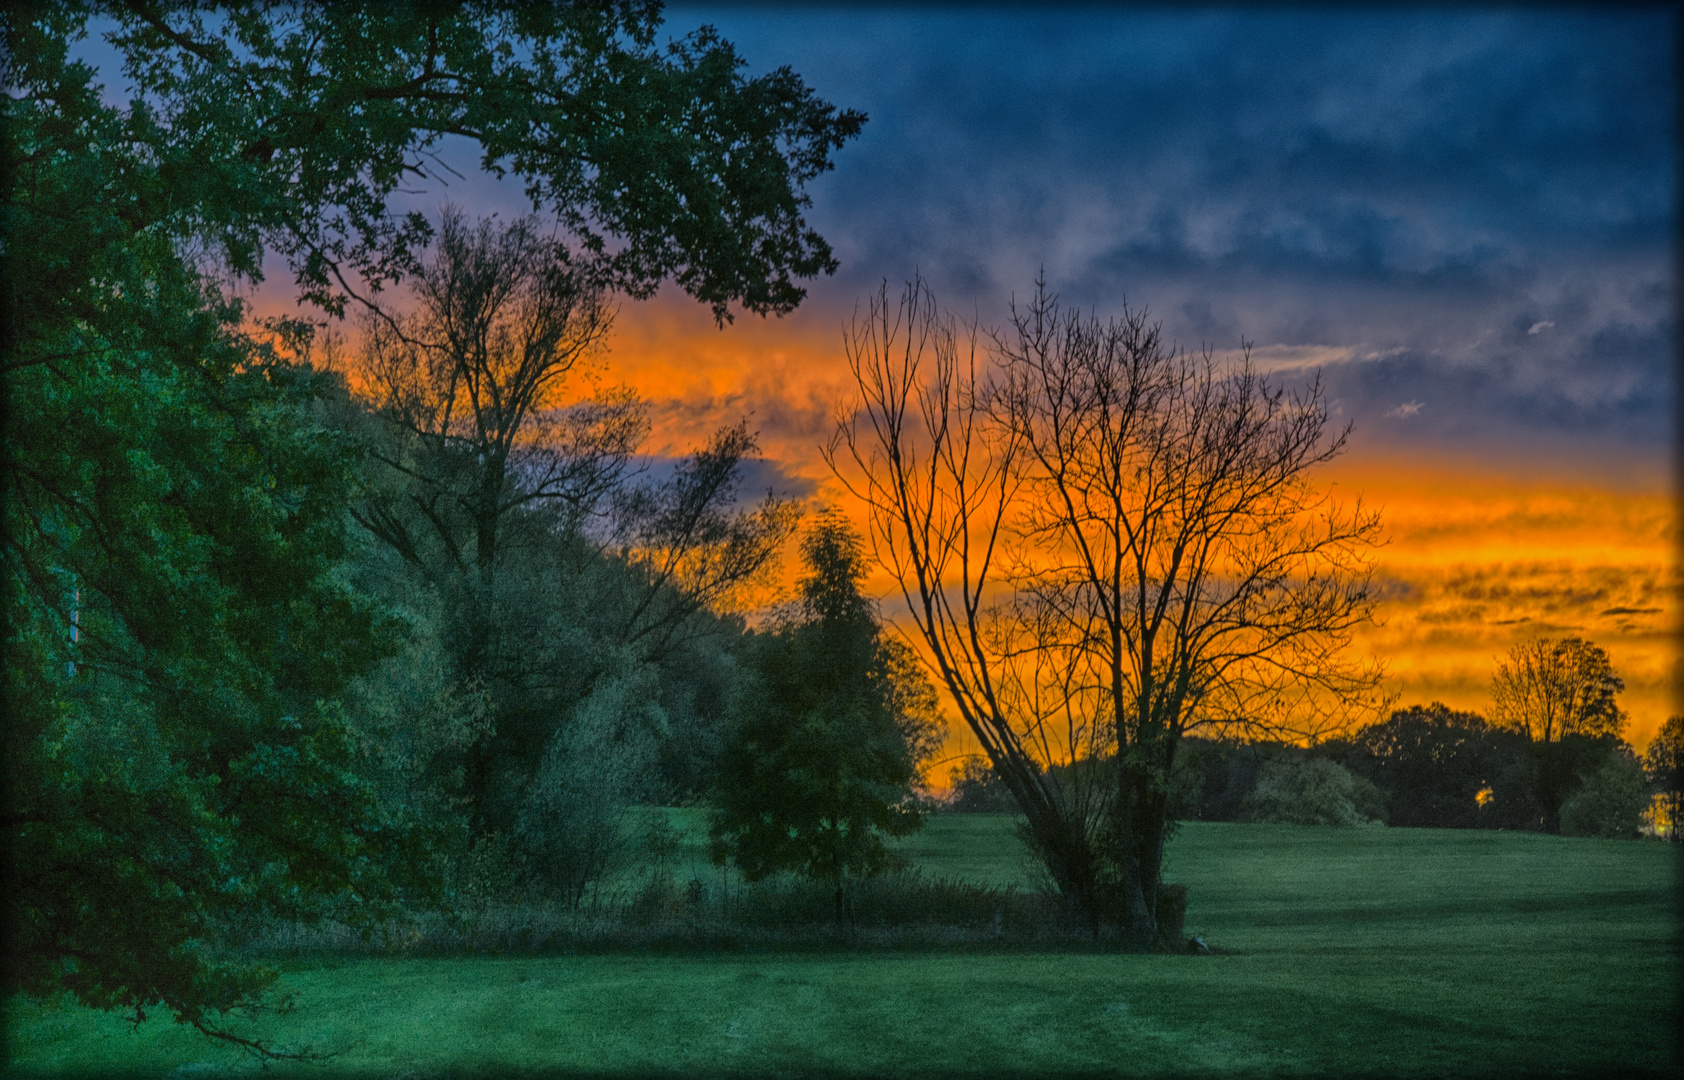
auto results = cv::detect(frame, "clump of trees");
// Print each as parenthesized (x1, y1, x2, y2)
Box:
(4, 0, 865, 1053)
(1489, 636, 1629, 835)
(1134, 637, 1658, 840)
(1643, 717, 1684, 841)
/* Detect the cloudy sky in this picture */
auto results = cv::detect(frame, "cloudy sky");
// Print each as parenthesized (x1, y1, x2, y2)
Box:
(106, 7, 1673, 748)
(604, 6, 1676, 749)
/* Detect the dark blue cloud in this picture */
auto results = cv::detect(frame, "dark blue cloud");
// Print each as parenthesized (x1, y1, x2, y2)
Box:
(671, 5, 1673, 455)
(73, 7, 1674, 456)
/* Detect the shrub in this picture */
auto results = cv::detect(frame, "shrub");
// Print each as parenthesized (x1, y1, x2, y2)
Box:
(1560, 749, 1649, 839)
(946, 755, 1021, 813)
(1239, 758, 1387, 826)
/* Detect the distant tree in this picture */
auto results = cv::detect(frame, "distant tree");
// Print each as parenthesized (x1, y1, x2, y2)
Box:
(1560, 746, 1649, 840)
(948, 755, 1023, 814)
(1643, 716, 1684, 841)
(708, 511, 922, 925)
(1491, 638, 1627, 833)
(1239, 758, 1387, 827)
(1492, 637, 1626, 742)
(1343, 703, 1521, 829)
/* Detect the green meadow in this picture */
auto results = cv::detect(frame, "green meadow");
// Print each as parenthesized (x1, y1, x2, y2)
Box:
(8, 817, 1678, 1078)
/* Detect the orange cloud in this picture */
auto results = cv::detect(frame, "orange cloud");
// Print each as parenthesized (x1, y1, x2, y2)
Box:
(1323, 453, 1678, 750)
(605, 295, 1679, 753)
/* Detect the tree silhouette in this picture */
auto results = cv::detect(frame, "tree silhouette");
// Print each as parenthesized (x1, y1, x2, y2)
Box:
(829, 275, 1385, 945)
(1491, 637, 1627, 833)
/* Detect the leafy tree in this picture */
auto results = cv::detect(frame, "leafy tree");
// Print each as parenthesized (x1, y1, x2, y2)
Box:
(1238, 758, 1387, 827)
(85, 0, 865, 322)
(4, 0, 859, 1045)
(1341, 703, 1522, 829)
(708, 511, 923, 925)
(2, 75, 393, 1058)
(1642, 717, 1684, 842)
(1560, 747, 1649, 840)
(1491, 637, 1627, 833)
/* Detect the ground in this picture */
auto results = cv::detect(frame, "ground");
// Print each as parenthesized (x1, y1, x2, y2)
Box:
(7, 817, 1678, 1077)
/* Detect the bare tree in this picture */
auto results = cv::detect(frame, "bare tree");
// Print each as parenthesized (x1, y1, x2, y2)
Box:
(606, 420, 802, 660)
(829, 276, 1386, 945)
(354, 209, 797, 661)
(352, 206, 632, 597)
(1491, 636, 1627, 834)
(1491, 637, 1626, 743)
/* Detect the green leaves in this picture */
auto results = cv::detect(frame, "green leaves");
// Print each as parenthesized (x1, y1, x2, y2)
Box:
(4, 0, 861, 1039)
(709, 514, 922, 898)
(4, 13, 394, 1034)
(89, 1, 863, 321)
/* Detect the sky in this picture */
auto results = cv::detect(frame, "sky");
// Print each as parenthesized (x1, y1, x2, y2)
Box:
(613, 7, 1678, 753)
(90, 7, 1679, 751)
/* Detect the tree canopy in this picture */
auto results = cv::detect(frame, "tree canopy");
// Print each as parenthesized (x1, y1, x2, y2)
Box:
(35, 0, 865, 322)
(708, 511, 926, 924)
(3, 0, 862, 1047)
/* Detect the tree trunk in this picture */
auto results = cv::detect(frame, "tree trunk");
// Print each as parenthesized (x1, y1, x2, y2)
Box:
(1116, 739, 1174, 950)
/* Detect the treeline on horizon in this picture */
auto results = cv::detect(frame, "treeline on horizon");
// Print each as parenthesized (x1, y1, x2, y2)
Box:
(949, 699, 1671, 843)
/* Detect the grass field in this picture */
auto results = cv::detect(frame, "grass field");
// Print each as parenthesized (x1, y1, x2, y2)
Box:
(8, 817, 1679, 1078)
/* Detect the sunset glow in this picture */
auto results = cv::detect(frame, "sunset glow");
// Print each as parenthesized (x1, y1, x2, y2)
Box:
(587, 289, 1677, 755)
(246, 7, 1673, 756)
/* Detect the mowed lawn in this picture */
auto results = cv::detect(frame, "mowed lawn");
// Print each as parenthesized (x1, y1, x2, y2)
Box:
(8, 818, 1678, 1078)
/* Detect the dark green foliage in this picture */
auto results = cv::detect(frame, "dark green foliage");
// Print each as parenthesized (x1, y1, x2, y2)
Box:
(1238, 758, 1387, 827)
(708, 512, 922, 916)
(1161, 739, 1265, 822)
(1521, 734, 1622, 835)
(1338, 703, 1525, 829)
(78, 0, 864, 322)
(4, 0, 859, 1042)
(3, 23, 396, 1037)
(1641, 716, 1683, 841)
(1560, 746, 1650, 839)
(947, 756, 1022, 814)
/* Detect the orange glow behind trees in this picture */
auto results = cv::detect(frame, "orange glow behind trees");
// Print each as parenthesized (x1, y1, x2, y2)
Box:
(299, 287, 1677, 759)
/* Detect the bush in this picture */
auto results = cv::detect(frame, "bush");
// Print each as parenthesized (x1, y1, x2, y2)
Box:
(1560, 750, 1649, 839)
(945, 755, 1021, 813)
(515, 668, 662, 906)
(1239, 758, 1387, 827)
